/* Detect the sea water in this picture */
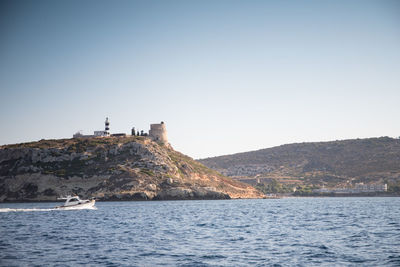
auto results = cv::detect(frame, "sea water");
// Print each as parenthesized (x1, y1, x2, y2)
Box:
(1, 198, 399, 266)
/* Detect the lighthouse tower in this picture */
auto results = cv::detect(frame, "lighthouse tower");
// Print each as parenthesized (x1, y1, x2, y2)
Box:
(105, 117, 110, 135)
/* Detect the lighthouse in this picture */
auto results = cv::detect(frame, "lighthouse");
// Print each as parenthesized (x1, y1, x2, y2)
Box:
(93, 117, 111, 137)
(105, 117, 110, 135)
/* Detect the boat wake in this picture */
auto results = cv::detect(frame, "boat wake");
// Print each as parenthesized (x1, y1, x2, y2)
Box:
(0, 206, 97, 213)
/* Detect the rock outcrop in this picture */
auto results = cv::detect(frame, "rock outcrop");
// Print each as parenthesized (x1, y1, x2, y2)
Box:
(0, 137, 263, 201)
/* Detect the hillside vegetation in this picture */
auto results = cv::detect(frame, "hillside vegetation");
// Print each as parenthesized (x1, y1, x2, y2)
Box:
(0, 136, 263, 202)
(199, 137, 400, 190)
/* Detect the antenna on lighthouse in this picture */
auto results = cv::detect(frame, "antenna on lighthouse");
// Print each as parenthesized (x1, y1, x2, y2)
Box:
(105, 117, 110, 135)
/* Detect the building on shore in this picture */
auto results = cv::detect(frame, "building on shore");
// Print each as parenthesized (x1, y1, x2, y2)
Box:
(313, 183, 387, 194)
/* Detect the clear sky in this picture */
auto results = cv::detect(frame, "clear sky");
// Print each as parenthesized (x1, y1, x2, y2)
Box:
(1, 0, 399, 159)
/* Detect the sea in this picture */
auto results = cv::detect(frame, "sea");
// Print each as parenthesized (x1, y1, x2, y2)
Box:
(1, 197, 399, 266)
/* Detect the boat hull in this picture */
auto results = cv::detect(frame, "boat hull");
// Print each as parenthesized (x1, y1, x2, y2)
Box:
(55, 200, 96, 210)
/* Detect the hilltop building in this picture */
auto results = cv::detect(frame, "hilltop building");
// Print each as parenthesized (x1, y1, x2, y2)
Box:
(73, 118, 168, 145)
(104, 117, 110, 135)
(149, 122, 168, 143)
(73, 118, 110, 138)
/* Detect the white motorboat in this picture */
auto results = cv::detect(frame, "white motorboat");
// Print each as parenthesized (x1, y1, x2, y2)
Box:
(55, 195, 96, 209)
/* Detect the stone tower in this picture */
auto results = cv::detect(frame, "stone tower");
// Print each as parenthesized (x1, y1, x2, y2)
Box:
(149, 121, 168, 144)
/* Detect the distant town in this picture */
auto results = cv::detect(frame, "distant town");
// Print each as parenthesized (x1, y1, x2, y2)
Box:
(236, 176, 388, 196)
(312, 183, 387, 194)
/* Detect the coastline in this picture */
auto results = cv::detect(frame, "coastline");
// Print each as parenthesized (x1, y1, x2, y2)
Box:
(282, 192, 400, 198)
(2, 194, 400, 203)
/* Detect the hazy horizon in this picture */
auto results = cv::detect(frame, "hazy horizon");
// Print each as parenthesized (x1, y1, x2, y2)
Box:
(1, 0, 399, 159)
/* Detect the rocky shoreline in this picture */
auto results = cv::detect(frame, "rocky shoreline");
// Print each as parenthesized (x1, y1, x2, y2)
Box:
(0, 137, 263, 202)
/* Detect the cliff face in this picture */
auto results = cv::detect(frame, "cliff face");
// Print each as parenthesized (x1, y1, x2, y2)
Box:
(0, 137, 263, 202)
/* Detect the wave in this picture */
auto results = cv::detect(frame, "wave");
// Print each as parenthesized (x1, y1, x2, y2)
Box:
(0, 206, 97, 213)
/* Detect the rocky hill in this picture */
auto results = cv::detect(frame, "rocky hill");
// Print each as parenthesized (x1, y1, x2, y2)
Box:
(199, 137, 400, 187)
(0, 137, 263, 202)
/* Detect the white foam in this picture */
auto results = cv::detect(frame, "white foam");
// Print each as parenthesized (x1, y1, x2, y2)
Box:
(0, 206, 97, 212)
(0, 208, 53, 212)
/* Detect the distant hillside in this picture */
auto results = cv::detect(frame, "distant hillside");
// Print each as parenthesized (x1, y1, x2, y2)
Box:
(199, 137, 400, 188)
(0, 137, 263, 202)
